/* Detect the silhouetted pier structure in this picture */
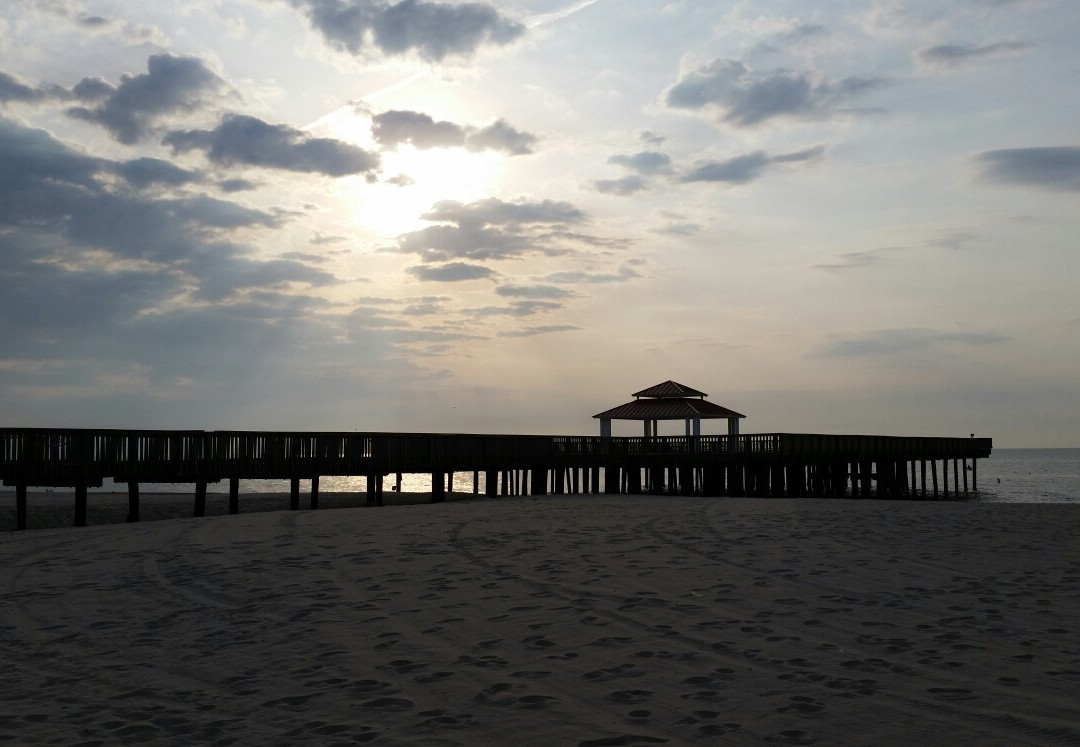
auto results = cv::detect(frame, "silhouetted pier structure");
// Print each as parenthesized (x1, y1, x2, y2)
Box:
(2, 427, 992, 529)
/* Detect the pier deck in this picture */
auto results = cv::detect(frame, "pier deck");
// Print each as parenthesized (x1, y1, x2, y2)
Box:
(2, 428, 993, 529)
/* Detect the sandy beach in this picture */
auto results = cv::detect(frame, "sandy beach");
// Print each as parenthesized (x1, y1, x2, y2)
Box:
(1, 495, 1078, 745)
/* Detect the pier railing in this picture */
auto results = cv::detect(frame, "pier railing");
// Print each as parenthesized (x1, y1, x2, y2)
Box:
(0, 428, 993, 487)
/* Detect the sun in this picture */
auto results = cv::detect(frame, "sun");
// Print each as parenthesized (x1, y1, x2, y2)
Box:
(358, 146, 505, 237)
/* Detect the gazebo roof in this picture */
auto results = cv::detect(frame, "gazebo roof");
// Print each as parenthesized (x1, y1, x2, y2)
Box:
(593, 398, 745, 421)
(632, 380, 707, 399)
(595, 381, 745, 421)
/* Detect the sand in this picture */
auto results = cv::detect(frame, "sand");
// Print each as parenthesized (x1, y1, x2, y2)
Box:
(1, 495, 1078, 745)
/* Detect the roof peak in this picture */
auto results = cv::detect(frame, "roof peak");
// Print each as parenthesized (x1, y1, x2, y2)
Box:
(632, 380, 708, 399)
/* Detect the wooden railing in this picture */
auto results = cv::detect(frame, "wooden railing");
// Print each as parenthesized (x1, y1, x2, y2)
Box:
(0, 428, 993, 487)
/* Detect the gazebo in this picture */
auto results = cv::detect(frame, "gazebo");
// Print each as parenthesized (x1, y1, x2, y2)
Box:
(593, 380, 745, 442)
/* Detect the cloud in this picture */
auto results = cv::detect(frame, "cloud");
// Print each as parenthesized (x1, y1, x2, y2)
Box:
(466, 299, 561, 317)
(813, 249, 893, 272)
(541, 267, 640, 284)
(681, 145, 825, 184)
(0, 117, 327, 307)
(465, 119, 536, 155)
(114, 157, 201, 187)
(165, 114, 380, 177)
(495, 284, 571, 299)
(288, 0, 525, 62)
(594, 175, 647, 195)
(916, 40, 1033, 69)
(608, 151, 672, 175)
(976, 147, 1080, 191)
(67, 54, 226, 144)
(665, 58, 884, 127)
(819, 328, 1009, 357)
(371, 109, 536, 154)
(651, 221, 701, 237)
(639, 130, 665, 146)
(407, 262, 494, 281)
(0, 71, 59, 103)
(498, 324, 578, 337)
(395, 197, 587, 263)
(219, 177, 259, 192)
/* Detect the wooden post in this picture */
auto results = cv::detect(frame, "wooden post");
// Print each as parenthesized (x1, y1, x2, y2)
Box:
(290, 477, 300, 510)
(431, 473, 445, 503)
(448, 472, 454, 493)
(75, 482, 87, 527)
(554, 467, 565, 495)
(310, 476, 320, 510)
(532, 468, 547, 495)
(953, 460, 960, 498)
(910, 461, 917, 498)
(486, 470, 498, 497)
(370, 475, 382, 506)
(501, 470, 510, 495)
(473, 471, 480, 494)
(195, 481, 207, 517)
(591, 466, 600, 494)
(229, 477, 240, 514)
(604, 467, 619, 494)
(127, 482, 140, 523)
(920, 460, 927, 498)
(942, 458, 949, 498)
(931, 460, 939, 499)
(16, 485, 27, 530)
(395, 473, 403, 492)
(962, 459, 969, 495)
(375, 474, 384, 506)
(972, 459, 978, 492)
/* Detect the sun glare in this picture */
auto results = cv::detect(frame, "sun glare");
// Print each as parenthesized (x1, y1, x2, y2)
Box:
(358, 146, 504, 237)
(316, 107, 505, 238)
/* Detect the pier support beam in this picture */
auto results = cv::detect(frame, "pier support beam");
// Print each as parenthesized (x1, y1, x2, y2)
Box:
(310, 476, 320, 510)
(16, 485, 27, 530)
(75, 483, 87, 527)
(431, 473, 445, 503)
(531, 468, 547, 496)
(605, 467, 619, 494)
(229, 478, 240, 514)
(127, 482, 140, 523)
(290, 478, 300, 510)
(485, 470, 498, 497)
(194, 481, 207, 517)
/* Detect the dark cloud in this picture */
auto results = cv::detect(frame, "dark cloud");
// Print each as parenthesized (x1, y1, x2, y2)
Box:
(0, 71, 57, 103)
(407, 262, 494, 281)
(288, 0, 525, 62)
(819, 329, 1009, 357)
(165, 114, 380, 177)
(594, 175, 647, 195)
(608, 151, 672, 175)
(219, 177, 259, 192)
(0, 117, 326, 310)
(114, 157, 201, 187)
(916, 40, 1033, 68)
(372, 109, 465, 148)
(465, 119, 536, 155)
(681, 145, 825, 184)
(67, 54, 226, 144)
(498, 324, 578, 338)
(665, 58, 884, 127)
(495, 284, 571, 299)
(639, 130, 665, 146)
(70, 77, 115, 101)
(977, 147, 1080, 191)
(371, 109, 536, 155)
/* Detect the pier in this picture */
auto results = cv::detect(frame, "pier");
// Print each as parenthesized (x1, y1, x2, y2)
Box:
(2, 427, 992, 529)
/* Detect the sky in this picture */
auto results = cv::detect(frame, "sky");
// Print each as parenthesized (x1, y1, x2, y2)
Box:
(1, 0, 1078, 446)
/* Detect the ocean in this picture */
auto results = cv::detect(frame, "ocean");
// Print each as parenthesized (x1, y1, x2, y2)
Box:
(3, 448, 1078, 503)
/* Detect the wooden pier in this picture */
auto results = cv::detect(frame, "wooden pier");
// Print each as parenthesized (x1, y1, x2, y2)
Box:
(1, 428, 993, 529)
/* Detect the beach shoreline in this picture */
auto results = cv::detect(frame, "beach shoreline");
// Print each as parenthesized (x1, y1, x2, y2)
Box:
(2, 495, 1078, 744)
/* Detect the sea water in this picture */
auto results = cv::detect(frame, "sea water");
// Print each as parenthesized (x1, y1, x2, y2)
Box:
(4, 449, 1079, 503)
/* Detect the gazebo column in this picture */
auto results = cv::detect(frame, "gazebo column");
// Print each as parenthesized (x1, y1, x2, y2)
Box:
(600, 419, 611, 438)
(692, 417, 701, 453)
(728, 417, 740, 452)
